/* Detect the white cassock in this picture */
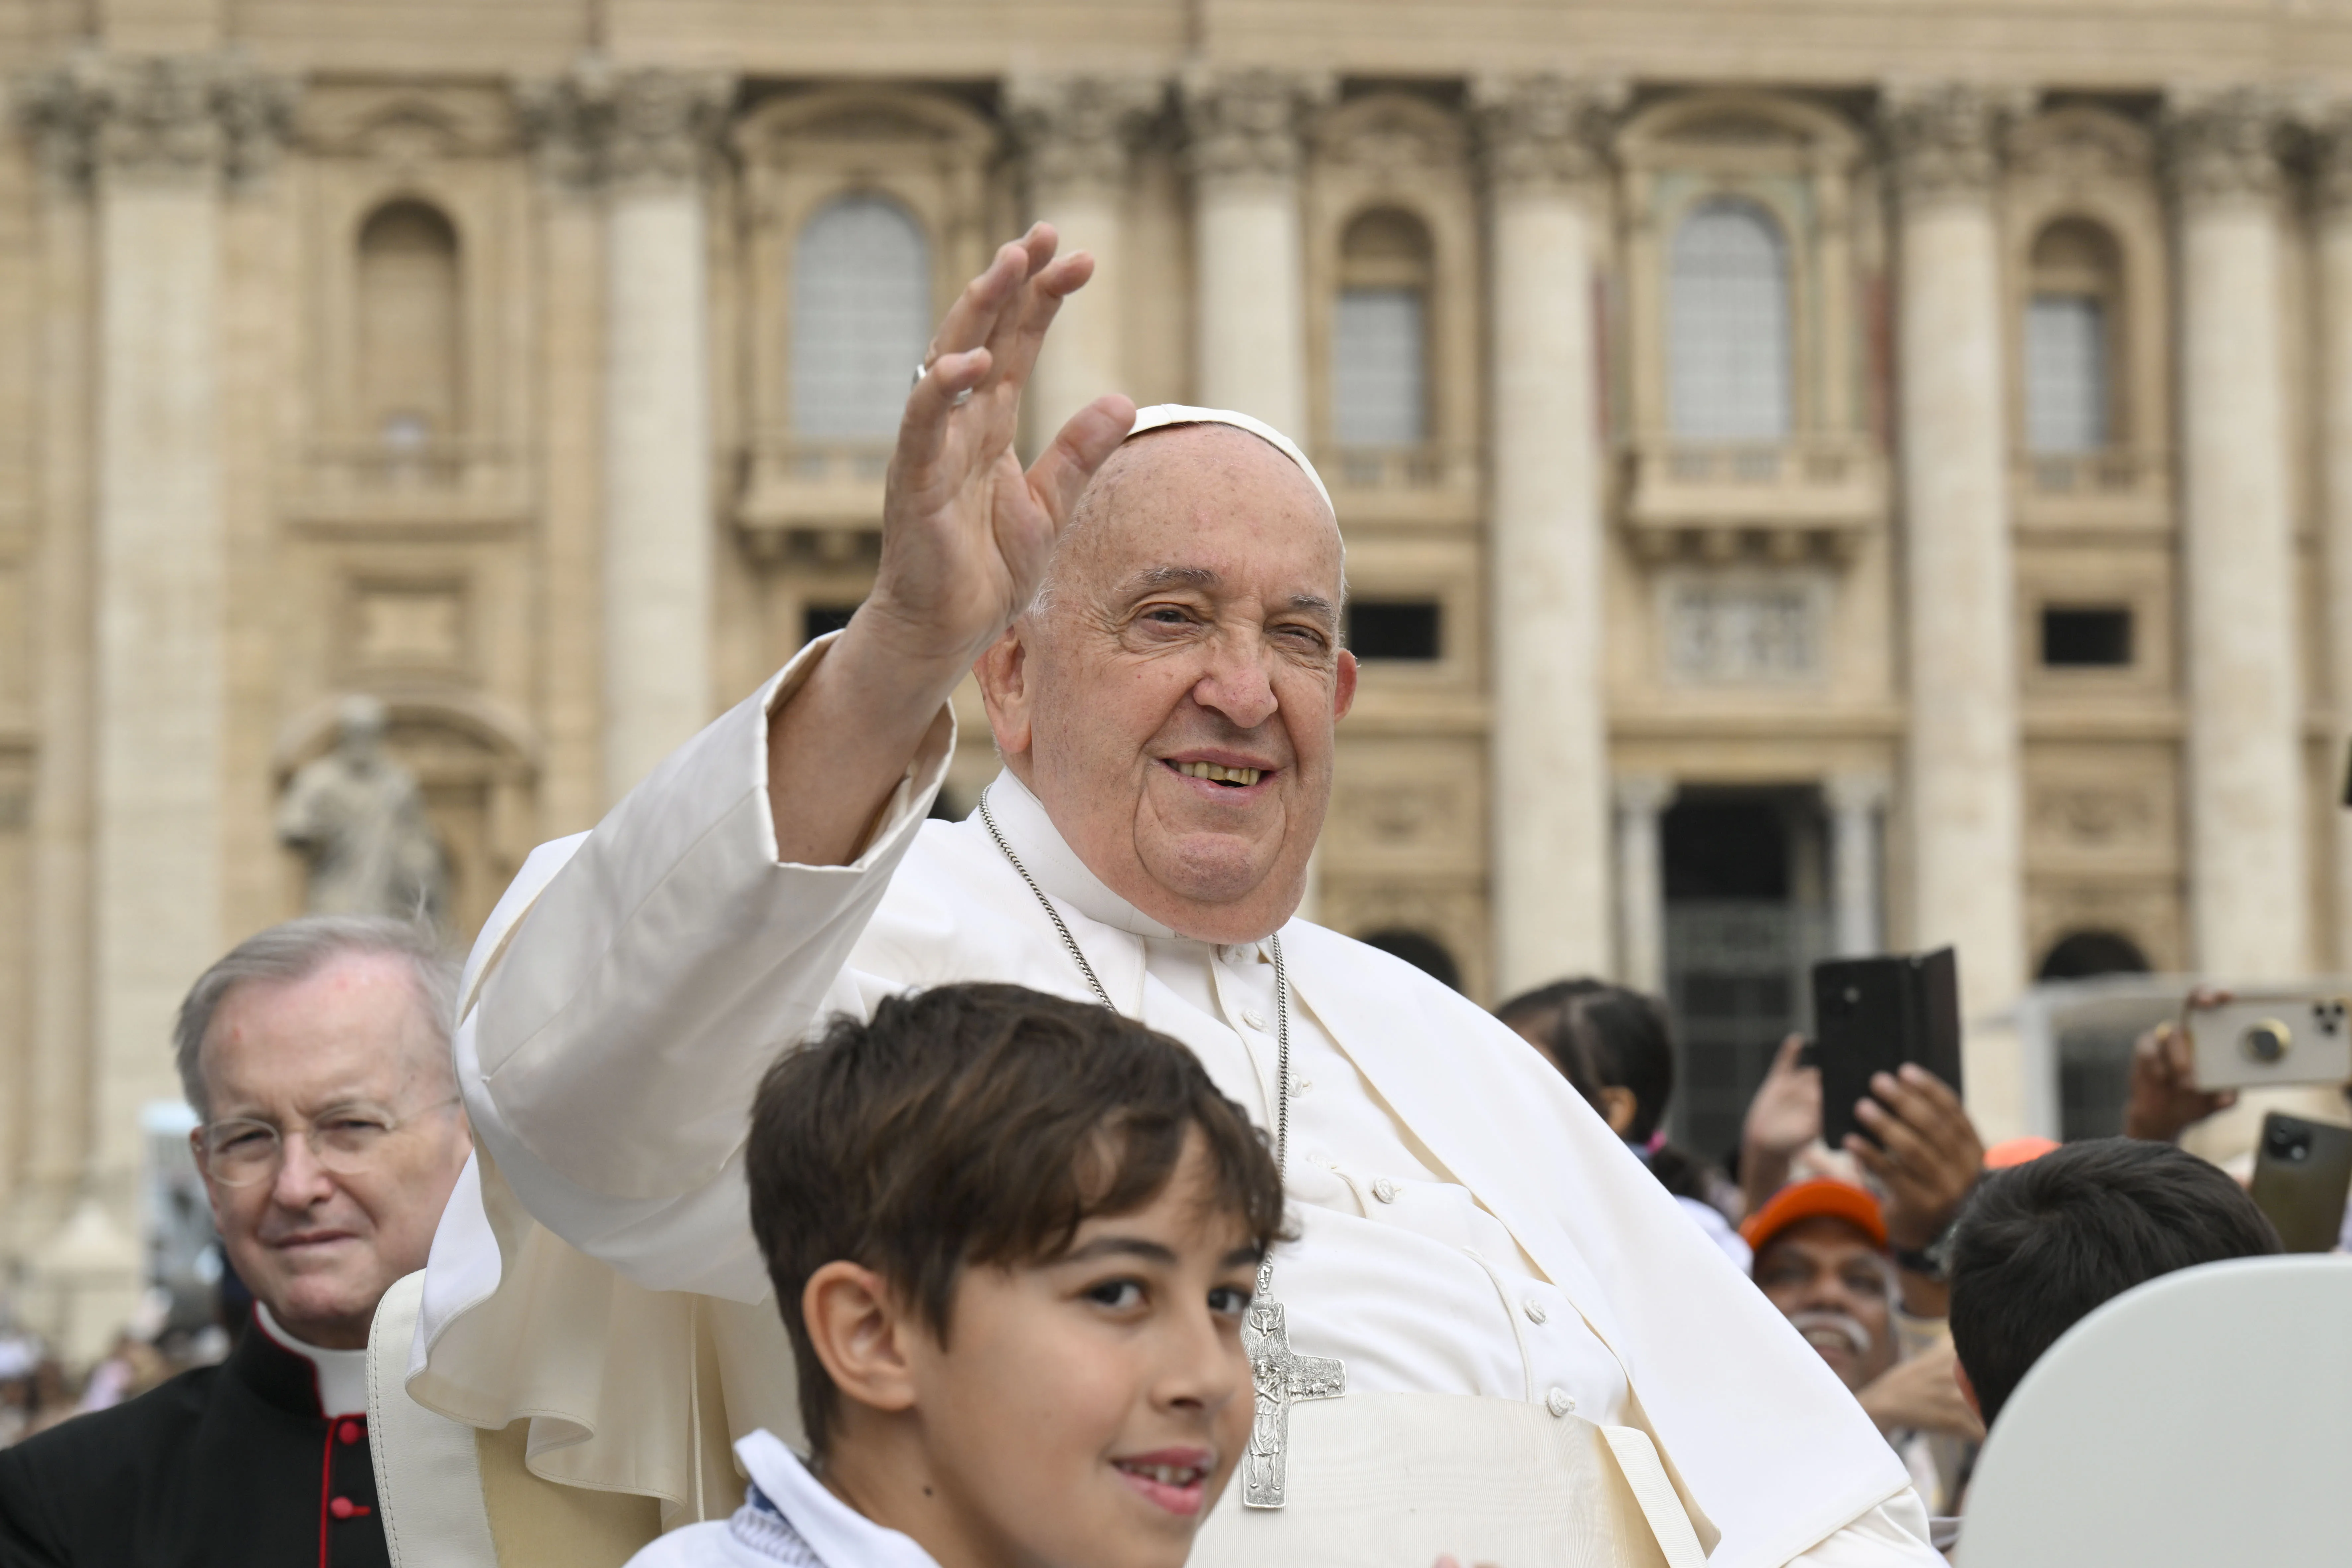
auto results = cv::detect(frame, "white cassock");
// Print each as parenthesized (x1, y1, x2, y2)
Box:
(403, 638, 1938, 1568)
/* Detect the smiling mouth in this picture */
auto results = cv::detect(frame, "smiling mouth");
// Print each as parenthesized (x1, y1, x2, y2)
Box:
(1170, 760, 1264, 787)
(1111, 1457, 1210, 1515)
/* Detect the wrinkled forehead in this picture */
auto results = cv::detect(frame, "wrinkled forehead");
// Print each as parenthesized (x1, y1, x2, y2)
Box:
(1055, 424, 1346, 599)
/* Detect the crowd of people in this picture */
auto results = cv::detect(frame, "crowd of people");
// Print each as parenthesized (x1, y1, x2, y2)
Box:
(0, 222, 2329, 1567)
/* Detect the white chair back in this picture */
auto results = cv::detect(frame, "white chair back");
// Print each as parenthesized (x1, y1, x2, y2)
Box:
(1960, 1254, 2352, 1565)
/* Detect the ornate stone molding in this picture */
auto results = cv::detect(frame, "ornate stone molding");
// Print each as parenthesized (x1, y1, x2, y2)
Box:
(1879, 81, 2031, 204)
(515, 58, 735, 191)
(1179, 68, 1331, 184)
(17, 49, 295, 189)
(2162, 85, 2287, 205)
(1006, 74, 1162, 194)
(1471, 74, 1626, 192)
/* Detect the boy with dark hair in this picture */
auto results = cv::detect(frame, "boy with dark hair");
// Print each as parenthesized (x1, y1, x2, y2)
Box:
(1945, 1137, 2280, 1428)
(629, 982, 1286, 1568)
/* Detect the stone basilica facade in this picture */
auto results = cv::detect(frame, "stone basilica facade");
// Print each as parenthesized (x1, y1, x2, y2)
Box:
(6, 0, 2352, 1341)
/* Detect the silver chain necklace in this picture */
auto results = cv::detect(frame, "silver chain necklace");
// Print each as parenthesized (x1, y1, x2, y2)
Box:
(976, 785, 1341, 1508)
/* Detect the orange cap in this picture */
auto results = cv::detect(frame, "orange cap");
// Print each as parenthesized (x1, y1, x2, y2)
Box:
(1983, 1135, 2060, 1170)
(1739, 1177, 1888, 1257)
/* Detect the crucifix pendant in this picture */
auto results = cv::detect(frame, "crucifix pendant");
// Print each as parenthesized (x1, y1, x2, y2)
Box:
(1239, 1259, 1345, 1509)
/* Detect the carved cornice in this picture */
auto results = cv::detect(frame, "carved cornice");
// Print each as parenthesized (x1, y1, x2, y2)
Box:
(2162, 86, 2287, 205)
(1007, 74, 1162, 194)
(1471, 74, 1626, 192)
(1879, 81, 2031, 204)
(515, 59, 734, 191)
(17, 50, 295, 189)
(1180, 68, 1331, 184)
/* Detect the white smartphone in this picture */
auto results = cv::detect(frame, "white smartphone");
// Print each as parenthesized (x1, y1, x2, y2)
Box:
(2187, 995, 2352, 1092)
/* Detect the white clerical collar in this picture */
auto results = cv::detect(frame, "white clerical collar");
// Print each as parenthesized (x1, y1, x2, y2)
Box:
(734, 1429, 941, 1568)
(253, 1301, 370, 1417)
(980, 771, 1184, 941)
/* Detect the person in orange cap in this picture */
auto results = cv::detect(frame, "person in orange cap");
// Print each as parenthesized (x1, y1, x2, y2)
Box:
(1746, 1180, 1983, 1516)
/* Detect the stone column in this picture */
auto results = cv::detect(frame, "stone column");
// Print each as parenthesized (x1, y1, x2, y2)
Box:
(1824, 773, 1890, 958)
(600, 69, 732, 804)
(1476, 76, 1624, 994)
(1182, 69, 1324, 434)
(1009, 76, 1160, 444)
(1881, 83, 2028, 1026)
(87, 58, 233, 1177)
(2317, 116, 2352, 972)
(2167, 92, 2305, 979)
(1613, 776, 1676, 996)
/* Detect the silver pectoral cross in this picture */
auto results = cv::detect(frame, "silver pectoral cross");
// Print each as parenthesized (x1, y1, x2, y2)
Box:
(1239, 1262, 1345, 1510)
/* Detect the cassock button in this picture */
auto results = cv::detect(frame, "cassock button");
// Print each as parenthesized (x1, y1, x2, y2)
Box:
(328, 1497, 373, 1520)
(1523, 1299, 1549, 1325)
(1371, 1177, 1399, 1204)
(1545, 1387, 1575, 1418)
(1241, 1008, 1268, 1031)
(338, 1419, 364, 1445)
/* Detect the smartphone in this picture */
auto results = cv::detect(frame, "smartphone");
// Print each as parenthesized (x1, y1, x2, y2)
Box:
(2248, 1112, 2352, 1253)
(2185, 995, 2352, 1092)
(1810, 948, 1964, 1149)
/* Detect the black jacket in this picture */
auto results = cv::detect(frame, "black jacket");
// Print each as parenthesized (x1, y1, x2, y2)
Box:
(0, 1314, 390, 1567)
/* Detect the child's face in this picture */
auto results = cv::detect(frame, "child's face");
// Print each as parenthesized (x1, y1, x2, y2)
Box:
(907, 1134, 1260, 1568)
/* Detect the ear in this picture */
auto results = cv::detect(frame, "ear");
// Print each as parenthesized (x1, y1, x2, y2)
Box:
(1332, 649, 1358, 721)
(1952, 1357, 1982, 1423)
(802, 1261, 921, 1417)
(973, 626, 1035, 763)
(1599, 1086, 1640, 1138)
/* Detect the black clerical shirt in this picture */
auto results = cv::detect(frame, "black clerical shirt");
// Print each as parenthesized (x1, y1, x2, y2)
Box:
(0, 1312, 390, 1568)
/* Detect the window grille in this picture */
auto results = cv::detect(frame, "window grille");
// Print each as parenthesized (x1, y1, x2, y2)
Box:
(791, 196, 931, 440)
(2024, 294, 2109, 454)
(1332, 286, 1427, 447)
(1667, 200, 1792, 442)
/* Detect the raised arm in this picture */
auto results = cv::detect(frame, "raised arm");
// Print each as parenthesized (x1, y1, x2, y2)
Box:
(771, 222, 1135, 864)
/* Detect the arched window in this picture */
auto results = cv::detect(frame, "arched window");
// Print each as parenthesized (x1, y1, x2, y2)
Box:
(1331, 207, 1432, 448)
(2023, 218, 2122, 455)
(791, 195, 931, 441)
(357, 200, 462, 451)
(1668, 199, 1791, 442)
(2037, 929, 2150, 981)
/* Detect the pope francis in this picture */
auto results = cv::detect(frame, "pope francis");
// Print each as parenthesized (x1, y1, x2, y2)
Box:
(376, 225, 1942, 1567)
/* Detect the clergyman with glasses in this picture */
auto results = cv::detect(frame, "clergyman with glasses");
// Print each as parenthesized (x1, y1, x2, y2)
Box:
(0, 916, 471, 1568)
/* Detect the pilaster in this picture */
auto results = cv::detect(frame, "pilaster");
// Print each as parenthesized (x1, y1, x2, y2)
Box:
(1474, 74, 1624, 993)
(2313, 109, 2352, 971)
(2164, 86, 2305, 978)
(1181, 69, 1326, 431)
(1880, 81, 2027, 1055)
(1008, 74, 1162, 441)
(1613, 775, 1676, 996)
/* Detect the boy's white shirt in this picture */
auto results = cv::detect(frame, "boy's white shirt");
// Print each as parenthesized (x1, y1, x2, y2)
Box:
(626, 1431, 940, 1568)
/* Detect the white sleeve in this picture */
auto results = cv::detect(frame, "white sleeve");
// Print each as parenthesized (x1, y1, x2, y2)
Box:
(453, 635, 953, 1295)
(1785, 1489, 1946, 1566)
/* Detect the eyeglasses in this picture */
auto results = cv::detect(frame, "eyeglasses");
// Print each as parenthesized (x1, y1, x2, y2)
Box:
(195, 1096, 462, 1188)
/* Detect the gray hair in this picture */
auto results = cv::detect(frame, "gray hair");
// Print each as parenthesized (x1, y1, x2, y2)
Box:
(173, 916, 460, 1120)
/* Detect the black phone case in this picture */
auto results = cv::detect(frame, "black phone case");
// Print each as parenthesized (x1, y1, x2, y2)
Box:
(1810, 948, 1964, 1149)
(2249, 1112, 2352, 1254)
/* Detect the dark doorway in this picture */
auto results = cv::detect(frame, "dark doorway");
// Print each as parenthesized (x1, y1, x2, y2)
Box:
(1661, 787, 1829, 1164)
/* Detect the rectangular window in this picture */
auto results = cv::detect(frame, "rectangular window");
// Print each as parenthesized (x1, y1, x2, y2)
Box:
(1345, 599, 1441, 661)
(2041, 606, 2133, 668)
(1332, 287, 1427, 448)
(2024, 295, 2109, 454)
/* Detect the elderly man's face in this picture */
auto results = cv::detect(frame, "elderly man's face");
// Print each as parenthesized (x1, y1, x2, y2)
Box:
(194, 952, 471, 1349)
(1753, 1216, 1899, 1393)
(979, 426, 1355, 944)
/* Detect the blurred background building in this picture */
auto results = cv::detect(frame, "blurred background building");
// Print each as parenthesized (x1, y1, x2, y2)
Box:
(5, 0, 2352, 1347)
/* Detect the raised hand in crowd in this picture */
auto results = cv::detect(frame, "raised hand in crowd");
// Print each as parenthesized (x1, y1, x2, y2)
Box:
(1846, 1065, 1985, 1254)
(1855, 1339, 1985, 1445)
(2123, 988, 2236, 1143)
(1740, 1032, 1823, 1216)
